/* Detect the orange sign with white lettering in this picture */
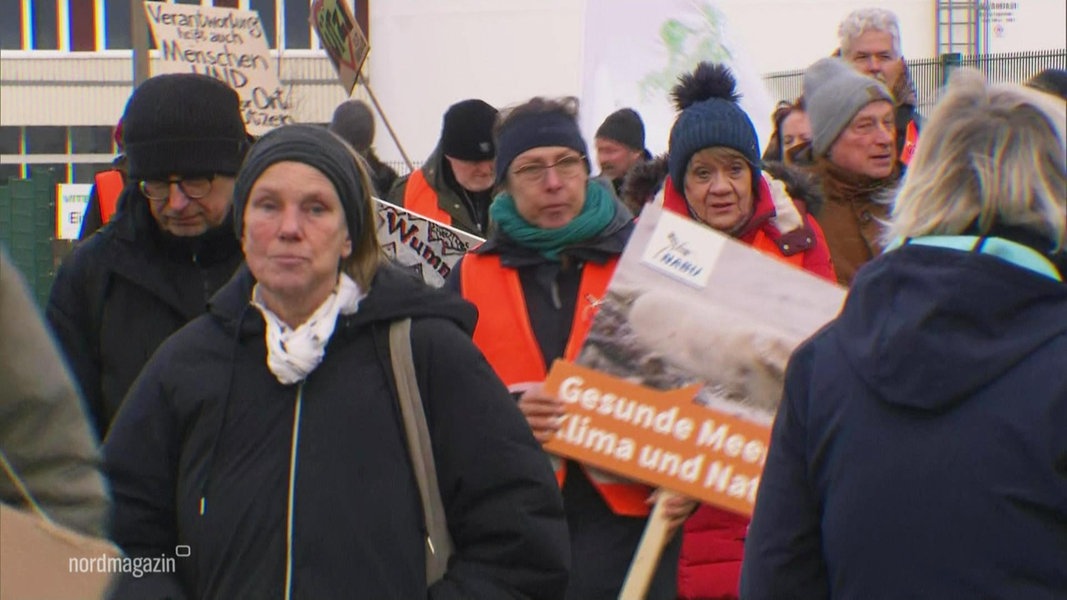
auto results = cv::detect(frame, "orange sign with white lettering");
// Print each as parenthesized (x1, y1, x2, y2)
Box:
(543, 360, 772, 517)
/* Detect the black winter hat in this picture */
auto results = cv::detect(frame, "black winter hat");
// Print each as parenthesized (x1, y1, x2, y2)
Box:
(595, 108, 646, 151)
(232, 125, 368, 241)
(122, 74, 249, 181)
(440, 99, 498, 161)
(329, 99, 375, 152)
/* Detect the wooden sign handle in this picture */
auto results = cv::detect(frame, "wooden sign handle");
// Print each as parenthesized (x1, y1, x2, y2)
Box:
(619, 490, 678, 599)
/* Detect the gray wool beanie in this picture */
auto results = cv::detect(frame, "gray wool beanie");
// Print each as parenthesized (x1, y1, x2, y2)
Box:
(232, 124, 367, 240)
(328, 100, 375, 152)
(804, 58, 894, 156)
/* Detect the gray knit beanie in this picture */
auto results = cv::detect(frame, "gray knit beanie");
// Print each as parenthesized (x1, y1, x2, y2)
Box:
(667, 63, 761, 191)
(328, 100, 375, 152)
(803, 58, 894, 156)
(233, 124, 367, 240)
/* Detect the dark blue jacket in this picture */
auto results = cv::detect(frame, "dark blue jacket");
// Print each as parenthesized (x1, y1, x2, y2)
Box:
(741, 241, 1067, 599)
(105, 264, 569, 599)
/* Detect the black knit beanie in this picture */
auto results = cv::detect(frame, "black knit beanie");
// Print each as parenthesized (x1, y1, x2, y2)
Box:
(495, 110, 589, 185)
(122, 73, 249, 181)
(232, 125, 367, 241)
(595, 108, 646, 151)
(440, 99, 499, 161)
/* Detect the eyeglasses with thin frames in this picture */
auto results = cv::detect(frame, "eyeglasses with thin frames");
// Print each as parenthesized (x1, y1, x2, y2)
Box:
(139, 176, 215, 201)
(511, 155, 586, 184)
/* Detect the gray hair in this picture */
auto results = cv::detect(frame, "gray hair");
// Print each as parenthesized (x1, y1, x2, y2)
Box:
(838, 8, 902, 58)
(885, 69, 1067, 251)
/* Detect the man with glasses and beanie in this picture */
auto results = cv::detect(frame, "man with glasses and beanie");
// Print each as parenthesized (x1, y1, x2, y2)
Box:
(447, 96, 696, 600)
(46, 73, 249, 440)
(387, 98, 498, 236)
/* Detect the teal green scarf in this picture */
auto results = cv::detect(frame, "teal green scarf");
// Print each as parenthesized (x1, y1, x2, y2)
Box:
(489, 181, 617, 261)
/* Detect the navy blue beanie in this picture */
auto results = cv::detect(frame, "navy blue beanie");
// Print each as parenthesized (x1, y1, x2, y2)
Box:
(495, 109, 589, 185)
(667, 63, 761, 191)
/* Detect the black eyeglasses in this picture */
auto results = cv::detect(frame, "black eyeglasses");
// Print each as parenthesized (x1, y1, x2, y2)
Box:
(511, 155, 586, 183)
(139, 176, 215, 201)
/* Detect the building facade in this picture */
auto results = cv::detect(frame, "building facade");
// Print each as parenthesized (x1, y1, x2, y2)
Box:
(1, 0, 368, 184)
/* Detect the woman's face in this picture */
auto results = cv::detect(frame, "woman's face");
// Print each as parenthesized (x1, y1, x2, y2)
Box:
(506, 146, 588, 229)
(242, 161, 352, 317)
(781, 110, 812, 156)
(682, 148, 755, 233)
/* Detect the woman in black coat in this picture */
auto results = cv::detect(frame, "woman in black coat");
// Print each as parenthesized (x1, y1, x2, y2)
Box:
(105, 125, 570, 599)
(741, 70, 1067, 599)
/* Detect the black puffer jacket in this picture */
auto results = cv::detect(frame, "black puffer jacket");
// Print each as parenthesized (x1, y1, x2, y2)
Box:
(46, 186, 244, 438)
(105, 263, 570, 600)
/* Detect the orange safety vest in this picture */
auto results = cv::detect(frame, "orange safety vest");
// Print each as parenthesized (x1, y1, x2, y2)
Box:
(94, 170, 125, 224)
(402, 169, 453, 225)
(460, 253, 653, 517)
(899, 120, 919, 166)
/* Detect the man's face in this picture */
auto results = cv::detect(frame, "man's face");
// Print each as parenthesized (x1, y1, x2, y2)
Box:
(845, 30, 904, 91)
(445, 156, 495, 192)
(829, 101, 896, 179)
(595, 138, 643, 181)
(143, 174, 234, 236)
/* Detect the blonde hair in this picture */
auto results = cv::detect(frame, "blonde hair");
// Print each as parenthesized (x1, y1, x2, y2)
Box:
(339, 142, 385, 289)
(886, 69, 1067, 251)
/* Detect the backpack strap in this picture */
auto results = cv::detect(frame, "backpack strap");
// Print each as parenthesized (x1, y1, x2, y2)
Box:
(388, 318, 454, 586)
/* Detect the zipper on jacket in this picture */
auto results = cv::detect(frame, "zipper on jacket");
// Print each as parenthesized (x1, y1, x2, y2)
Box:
(283, 383, 304, 600)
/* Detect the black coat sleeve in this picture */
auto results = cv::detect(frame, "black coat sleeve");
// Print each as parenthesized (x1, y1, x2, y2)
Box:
(103, 351, 189, 599)
(45, 245, 108, 439)
(738, 342, 829, 599)
(411, 318, 569, 600)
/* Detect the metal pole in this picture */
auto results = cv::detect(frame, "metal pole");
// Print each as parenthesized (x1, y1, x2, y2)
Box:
(131, 0, 150, 86)
(358, 73, 416, 173)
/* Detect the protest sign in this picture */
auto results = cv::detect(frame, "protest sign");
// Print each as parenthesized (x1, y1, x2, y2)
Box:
(312, 0, 371, 96)
(55, 184, 92, 240)
(544, 203, 846, 516)
(144, 2, 293, 135)
(375, 199, 483, 288)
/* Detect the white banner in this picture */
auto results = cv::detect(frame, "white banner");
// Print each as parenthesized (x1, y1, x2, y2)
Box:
(374, 199, 483, 288)
(580, 0, 775, 157)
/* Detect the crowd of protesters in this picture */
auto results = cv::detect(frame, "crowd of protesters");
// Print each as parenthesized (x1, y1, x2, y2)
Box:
(1, 5, 1064, 599)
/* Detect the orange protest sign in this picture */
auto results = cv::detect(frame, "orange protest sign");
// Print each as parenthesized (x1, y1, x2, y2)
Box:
(543, 360, 772, 517)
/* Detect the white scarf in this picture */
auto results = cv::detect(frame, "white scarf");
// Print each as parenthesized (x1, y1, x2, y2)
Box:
(251, 273, 365, 385)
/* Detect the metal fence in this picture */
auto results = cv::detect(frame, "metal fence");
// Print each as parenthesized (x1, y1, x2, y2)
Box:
(762, 49, 1067, 114)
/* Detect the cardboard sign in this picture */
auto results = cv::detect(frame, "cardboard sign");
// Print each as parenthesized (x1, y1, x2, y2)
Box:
(55, 184, 93, 240)
(546, 203, 846, 516)
(144, 2, 293, 135)
(312, 0, 371, 96)
(544, 361, 771, 516)
(375, 199, 483, 288)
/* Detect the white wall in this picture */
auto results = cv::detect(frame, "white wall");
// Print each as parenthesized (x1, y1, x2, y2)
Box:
(368, 0, 584, 166)
(366, 0, 1064, 164)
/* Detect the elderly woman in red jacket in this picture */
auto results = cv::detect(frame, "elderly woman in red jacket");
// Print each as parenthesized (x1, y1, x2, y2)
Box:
(624, 62, 837, 599)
